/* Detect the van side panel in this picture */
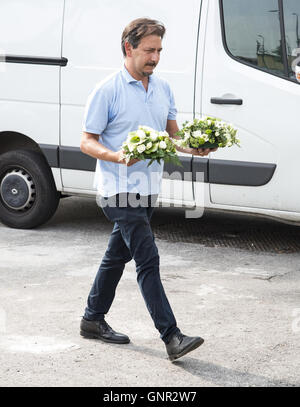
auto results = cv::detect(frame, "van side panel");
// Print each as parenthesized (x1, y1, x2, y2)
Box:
(0, 0, 65, 190)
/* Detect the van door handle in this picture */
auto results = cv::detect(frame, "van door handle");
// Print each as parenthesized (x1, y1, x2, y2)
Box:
(210, 97, 243, 105)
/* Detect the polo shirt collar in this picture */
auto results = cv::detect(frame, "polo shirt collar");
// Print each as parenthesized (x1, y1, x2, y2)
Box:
(122, 65, 138, 83)
(121, 65, 154, 85)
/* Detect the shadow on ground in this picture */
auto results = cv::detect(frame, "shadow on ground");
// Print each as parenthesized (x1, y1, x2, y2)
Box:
(45, 196, 300, 254)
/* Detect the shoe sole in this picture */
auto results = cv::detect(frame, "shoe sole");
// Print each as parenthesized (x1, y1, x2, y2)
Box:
(80, 330, 130, 344)
(169, 338, 204, 361)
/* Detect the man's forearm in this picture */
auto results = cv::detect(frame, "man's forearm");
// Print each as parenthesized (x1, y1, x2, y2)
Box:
(80, 133, 119, 163)
(166, 120, 180, 139)
(165, 120, 187, 152)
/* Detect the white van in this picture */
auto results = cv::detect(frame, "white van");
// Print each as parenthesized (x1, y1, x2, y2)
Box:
(0, 0, 300, 229)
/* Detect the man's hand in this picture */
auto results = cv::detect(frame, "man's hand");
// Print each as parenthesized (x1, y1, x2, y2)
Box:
(115, 150, 140, 166)
(189, 147, 218, 156)
(176, 146, 218, 156)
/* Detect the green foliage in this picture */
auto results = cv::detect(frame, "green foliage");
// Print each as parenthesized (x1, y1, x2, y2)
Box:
(174, 117, 240, 149)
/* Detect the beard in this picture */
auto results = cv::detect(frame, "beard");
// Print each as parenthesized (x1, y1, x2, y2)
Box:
(141, 63, 156, 77)
(141, 71, 152, 77)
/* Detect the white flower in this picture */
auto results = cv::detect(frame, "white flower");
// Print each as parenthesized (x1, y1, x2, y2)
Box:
(159, 141, 167, 149)
(137, 144, 146, 153)
(159, 131, 169, 138)
(186, 121, 194, 127)
(146, 142, 153, 149)
(183, 132, 190, 141)
(150, 132, 158, 141)
(192, 130, 202, 138)
(176, 139, 184, 147)
(136, 130, 146, 141)
(128, 143, 135, 152)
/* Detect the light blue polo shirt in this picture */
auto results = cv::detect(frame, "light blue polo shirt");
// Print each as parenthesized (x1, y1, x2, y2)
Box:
(82, 65, 177, 197)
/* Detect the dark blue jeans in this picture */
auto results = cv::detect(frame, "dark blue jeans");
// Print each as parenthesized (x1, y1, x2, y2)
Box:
(84, 193, 179, 343)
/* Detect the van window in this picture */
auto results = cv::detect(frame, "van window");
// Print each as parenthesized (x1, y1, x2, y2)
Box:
(282, 0, 300, 79)
(221, 0, 285, 77)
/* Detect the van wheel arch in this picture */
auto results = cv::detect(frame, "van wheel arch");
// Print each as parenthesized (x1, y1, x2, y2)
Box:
(0, 131, 42, 156)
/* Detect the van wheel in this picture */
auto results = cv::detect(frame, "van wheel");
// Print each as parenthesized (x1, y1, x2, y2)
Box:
(0, 149, 60, 229)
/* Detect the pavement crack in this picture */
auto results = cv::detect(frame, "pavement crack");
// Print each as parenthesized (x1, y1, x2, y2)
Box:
(253, 275, 277, 281)
(253, 269, 299, 282)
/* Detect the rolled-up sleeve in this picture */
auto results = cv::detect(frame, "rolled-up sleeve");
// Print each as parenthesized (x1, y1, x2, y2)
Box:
(82, 85, 110, 135)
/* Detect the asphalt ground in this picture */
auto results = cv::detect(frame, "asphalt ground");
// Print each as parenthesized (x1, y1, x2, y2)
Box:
(0, 196, 299, 387)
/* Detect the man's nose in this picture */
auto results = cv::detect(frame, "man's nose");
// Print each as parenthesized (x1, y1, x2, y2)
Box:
(151, 51, 160, 63)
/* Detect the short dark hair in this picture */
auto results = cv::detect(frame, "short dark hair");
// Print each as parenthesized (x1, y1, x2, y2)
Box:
(121, 18, 165, 57)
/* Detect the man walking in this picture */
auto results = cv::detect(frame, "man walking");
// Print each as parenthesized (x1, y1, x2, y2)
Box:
(80, 18, 215, 361)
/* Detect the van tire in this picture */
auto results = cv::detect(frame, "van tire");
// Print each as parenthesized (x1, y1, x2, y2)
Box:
(0, 149, 60, 229)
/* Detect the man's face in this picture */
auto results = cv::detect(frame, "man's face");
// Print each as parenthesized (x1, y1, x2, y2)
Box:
(127, 35, 162, 78)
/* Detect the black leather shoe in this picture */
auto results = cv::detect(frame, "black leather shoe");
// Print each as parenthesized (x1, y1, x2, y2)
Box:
(80, 318, 130, 344)
(165, 331, 204, 361)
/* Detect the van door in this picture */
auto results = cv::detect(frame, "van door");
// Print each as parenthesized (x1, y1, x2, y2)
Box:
(199, 0, 300, 213)
(60, 0, 200, 204)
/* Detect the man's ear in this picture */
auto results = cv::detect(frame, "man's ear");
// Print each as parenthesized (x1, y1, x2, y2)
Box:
(124, 41, 133, 57)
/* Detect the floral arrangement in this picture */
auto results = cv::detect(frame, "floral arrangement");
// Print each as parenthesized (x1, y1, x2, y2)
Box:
(121, 125, 181, 166)
(174, 117, 240, 149)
